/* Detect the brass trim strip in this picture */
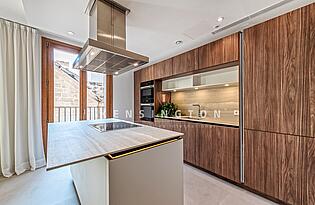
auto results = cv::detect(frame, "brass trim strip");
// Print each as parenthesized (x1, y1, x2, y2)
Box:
(107, 138, 180, 160)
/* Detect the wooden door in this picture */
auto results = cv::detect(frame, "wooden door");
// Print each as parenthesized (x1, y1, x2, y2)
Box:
(197, 124, 240, 182)
(153, 58, 173, 79)
(172, 49, 198, 76)
(244, 5, 314, 137)
(42, 37, 82, 155)
(198, 33, 239, 70)
(244, 130, 302, 205)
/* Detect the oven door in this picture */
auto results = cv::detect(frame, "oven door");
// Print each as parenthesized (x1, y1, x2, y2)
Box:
(141, 87, 154, 104)
(140, 104, 154, 121)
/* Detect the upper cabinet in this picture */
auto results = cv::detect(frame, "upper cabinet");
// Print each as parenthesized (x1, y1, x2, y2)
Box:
(172, 49, 199, 75)
(198, 33, 240, 70)
(140, 65, 154, 82)
(153, 58, 173, 79)
(244, 4, 315, 137)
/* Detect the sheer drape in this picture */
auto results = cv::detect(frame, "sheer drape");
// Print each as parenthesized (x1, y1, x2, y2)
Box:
(0, 19, 45, 177)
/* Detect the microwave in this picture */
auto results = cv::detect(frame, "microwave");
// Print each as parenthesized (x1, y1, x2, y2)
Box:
(140, 81, 154, 104)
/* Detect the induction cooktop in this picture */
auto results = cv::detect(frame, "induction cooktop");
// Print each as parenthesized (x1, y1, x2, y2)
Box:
(89, 122, 141, 133)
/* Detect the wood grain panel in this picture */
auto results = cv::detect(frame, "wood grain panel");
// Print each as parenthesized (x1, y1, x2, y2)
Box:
(106, 75, 113, 118)
(153, 58, 173, 79)
(244, 17, 281, 133)
(172, 49, 198, 76)
(303, 138, 315, 204)
(244, 4, 314, 137)
(134, 70, 141, 122)
(140, 65, 154, 82)
(309, 3, 315, 138)
(198, 33, 239, 70)
(80, 71, 87, 120)
(198, 124, 240, 182)
(244, 130, 302, 205)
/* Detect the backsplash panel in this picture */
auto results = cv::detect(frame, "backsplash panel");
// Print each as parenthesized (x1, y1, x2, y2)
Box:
(171, 85, 239, 125)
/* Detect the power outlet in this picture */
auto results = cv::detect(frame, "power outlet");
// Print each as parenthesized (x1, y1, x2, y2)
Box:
(234, 110, 239, 116)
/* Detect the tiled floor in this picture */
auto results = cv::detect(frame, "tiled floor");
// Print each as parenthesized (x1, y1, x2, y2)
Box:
(0, 165, 277, 205)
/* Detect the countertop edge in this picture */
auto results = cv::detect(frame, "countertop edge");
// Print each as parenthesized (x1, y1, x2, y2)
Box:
(154, 116, 239, 128)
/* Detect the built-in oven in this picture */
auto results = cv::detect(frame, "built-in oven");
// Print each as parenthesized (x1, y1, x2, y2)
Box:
(140, 81, 154, 104)
(140, 81, 154, 121)
(140, 104, 154, 121)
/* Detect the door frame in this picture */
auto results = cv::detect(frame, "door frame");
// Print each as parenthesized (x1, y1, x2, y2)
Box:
(41, 37, 84, 155)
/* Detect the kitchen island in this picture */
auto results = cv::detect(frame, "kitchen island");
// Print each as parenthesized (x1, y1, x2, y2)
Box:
(47, 118, 184, 205)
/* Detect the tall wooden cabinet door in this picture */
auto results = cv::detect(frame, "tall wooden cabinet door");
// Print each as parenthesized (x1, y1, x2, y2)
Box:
(308, 3, 315, 138)
(244, 130, 302, 205)
(244, 6, 312, 137)
(301, 137, 315, 205)
(172, 49, 198, 76)
(153, 59, 173, 79)
(134, 71, 141, 122)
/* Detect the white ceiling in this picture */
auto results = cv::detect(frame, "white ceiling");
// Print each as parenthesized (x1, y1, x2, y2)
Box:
(0, 0, 313, 65)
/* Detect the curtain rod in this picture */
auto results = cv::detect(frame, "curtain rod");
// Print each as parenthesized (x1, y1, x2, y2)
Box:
(0, 16, 38, 30)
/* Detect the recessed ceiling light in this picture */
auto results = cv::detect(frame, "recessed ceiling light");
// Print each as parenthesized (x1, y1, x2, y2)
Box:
(194, 87, 199, 90)
(224, 84, 230, 87)
(175, 40, 183, 45)
(133, 62, 139, 67)
(217, 17, 224, 22)
(67, 31, 75, 36)
(90, 51, 95, 56)
(173, 89, 177, 92)
(114, 71, 119, 75)
(79, 65, 83, 69)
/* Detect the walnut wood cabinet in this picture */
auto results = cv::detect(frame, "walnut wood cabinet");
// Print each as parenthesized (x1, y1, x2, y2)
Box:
(153, 118, 240, 182)
(244, 4, 315, 138)
(153, 58, 173, 79)
(134, 70, 141, 122)
(244, 130, 302, 205)
(198, 33, 239, 70)
(140, 65, 154, 82)
(154, 118, 198, 164)
(301, 137, 315, 205)
(172, 49, 199, 76)
(243, 4, 315, 205)
(197, 124, 240, 183)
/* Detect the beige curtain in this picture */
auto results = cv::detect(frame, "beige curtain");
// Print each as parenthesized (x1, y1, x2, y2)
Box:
(0, 19, 45, 177)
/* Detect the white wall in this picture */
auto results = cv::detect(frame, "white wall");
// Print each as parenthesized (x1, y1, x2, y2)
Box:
(113, 71, 134, 122)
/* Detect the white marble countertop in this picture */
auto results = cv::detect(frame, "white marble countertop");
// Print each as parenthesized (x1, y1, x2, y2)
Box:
(47, 118, 183, 170)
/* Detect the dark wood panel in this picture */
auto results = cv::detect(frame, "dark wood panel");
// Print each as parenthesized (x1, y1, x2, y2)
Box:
(244, 130, 302, 205)
(140, 65, 154, 82)
(303, 138, 315, 204)
(244, 5, 314, 137)
(172, 49, 198, 76)
(197, 124, 240, 182)
(309, 3, 315, 138)
(153, 58, 173, 79)
(106, 75, 113, 118)
(134, 70, 141, 122)
(198, 33, 239, 70)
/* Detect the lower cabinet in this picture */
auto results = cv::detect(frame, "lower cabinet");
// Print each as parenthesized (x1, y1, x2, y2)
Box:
(153, 118, 240, 182)
(197, 124, 240, 183)
(244, 129, 302, 205)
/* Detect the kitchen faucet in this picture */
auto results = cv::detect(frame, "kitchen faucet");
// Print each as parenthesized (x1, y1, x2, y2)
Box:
(192, 103, 201, 118)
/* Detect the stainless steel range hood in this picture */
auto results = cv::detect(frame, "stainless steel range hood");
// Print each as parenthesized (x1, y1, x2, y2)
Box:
(73, 0, 149, 75)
